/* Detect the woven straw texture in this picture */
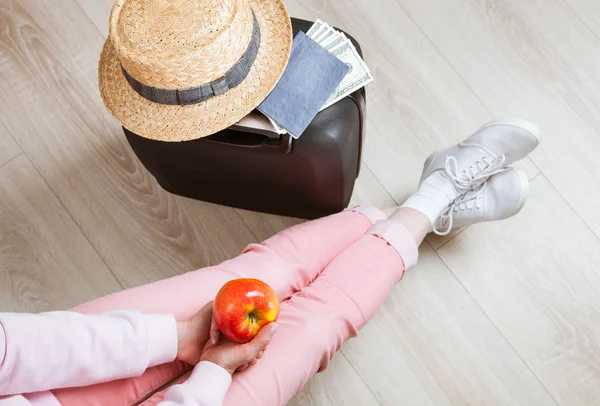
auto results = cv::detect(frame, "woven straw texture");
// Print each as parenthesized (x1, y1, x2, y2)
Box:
(99, 0, 292, 142)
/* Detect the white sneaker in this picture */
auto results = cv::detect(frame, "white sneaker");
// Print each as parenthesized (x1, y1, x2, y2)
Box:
(421, 120, 541, 190)
(433, 168, 529, 235)
(400, 120, 539, 233)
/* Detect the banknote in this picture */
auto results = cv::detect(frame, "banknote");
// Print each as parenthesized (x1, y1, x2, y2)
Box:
(321, 40, 373, 110)
(306, 18, 326, 37)
(322, 32, 345, 51)
(307, 21, 373, 110)
(315, 26, 336, 44)
(307, 20, 329, 41)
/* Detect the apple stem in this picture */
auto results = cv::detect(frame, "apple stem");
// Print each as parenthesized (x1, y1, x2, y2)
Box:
(248, 312, 257, 324)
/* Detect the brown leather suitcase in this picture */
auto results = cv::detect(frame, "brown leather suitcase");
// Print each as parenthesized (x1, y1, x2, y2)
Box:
(124, 17, 366, 219)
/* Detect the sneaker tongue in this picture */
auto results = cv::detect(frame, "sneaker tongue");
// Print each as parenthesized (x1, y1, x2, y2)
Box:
(460, 141, 501, 158)
(452, 144, 497, 173)
(448, 148, 506, 190)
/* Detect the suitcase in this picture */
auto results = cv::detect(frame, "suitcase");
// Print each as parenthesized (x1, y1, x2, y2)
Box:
(124, 17, 366, 219)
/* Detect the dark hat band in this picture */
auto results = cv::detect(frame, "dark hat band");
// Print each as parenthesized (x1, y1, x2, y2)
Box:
(121, 10, 261, 107)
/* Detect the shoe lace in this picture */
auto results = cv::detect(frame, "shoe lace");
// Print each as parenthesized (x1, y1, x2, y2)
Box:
(433, 182, 487, 236)
(432, 154, 506, 236)
(443, 155, 506, 191)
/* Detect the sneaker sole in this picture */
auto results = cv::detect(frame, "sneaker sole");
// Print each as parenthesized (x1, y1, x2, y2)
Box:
(479, 119, 542, 145)
(422, 152, 436, 184)
(510, 168, 530, 218)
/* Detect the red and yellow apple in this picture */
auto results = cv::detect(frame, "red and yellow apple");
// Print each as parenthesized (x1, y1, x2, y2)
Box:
(213, 278, 279, 343)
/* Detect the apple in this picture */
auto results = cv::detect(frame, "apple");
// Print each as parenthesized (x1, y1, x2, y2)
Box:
(213, 278, 280, 343)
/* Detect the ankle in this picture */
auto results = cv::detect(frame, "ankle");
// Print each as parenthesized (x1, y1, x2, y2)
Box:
(383, 207, 400, 218)
(399, 171, 460, 225)
(389, 207, 431, 244)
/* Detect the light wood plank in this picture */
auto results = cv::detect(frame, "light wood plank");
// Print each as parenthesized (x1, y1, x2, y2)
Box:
(398, 0, 600, 240)
(235, 209, 303, 243)
(0, 0, 256, 288)
(564, 0, 600, 39)
(0, 155, 122, 312)
(288, 353, 379, 406)
(342, 243, 556, 405)
(76, 0, 113, 37)
(349, 164, 397, 209)
(0, 119, 21, 168)
(437, 176, 600, 404)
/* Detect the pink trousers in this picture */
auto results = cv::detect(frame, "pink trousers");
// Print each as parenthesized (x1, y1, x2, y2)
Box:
(52, 207, 418, 406)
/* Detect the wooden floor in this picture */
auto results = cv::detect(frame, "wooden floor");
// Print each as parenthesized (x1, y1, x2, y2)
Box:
(2, 0, 600, 404)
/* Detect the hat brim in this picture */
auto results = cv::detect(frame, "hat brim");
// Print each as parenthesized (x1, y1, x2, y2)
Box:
(98, 0, 292, 142)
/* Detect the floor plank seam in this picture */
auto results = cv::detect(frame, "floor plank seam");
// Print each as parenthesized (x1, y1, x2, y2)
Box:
(233, 208, 269, 244)
(531, 173, 600, 244)
(21, 149, 125, 291)
(425, 239, 560, 406)
(0, 152, 23, 171)
(339, 351, 383, 405)
(392, 0, 496, 121)
(0, 117, 23, 168)
(529, 171, 543, 182)
(73, 0, 108, 39)
(562, 0, 600, 43)
(361, 161, 401, 206)
(433, 228, 468, 252)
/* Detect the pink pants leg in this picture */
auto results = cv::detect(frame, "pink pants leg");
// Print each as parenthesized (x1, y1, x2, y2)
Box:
(52, 207, 418, 406)
(222, 223, 417, 405)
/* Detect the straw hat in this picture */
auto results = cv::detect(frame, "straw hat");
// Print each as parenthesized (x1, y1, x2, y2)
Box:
(99, 0, 292, 142)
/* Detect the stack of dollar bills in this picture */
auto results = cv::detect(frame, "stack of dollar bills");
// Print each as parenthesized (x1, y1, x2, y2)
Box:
(306, 19, 373, 110)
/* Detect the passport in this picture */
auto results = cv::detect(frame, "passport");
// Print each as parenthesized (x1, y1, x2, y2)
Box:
(258, 31, 350, 138)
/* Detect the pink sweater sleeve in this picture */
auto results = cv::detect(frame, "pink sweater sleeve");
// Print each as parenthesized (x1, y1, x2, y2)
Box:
(0, 311, 232, 406)
(0, 311, 178, 396)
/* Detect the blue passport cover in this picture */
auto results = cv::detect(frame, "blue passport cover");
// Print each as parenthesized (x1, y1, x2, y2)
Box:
(258, 31, 350, 138)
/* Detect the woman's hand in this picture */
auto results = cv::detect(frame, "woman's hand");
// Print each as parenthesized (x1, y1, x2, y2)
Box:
(175, 301, 214, 365)
(200, 316, 278, 374)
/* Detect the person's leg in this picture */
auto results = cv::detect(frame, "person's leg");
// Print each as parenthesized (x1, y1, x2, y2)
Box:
(220, 210, 425, 405)
(139, 181, 531, 405)
(52, 205, 386, 406)
(135, 208, 426, 406)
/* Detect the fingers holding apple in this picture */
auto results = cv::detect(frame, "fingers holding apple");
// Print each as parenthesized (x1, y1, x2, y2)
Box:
(201, 322, 278, 375)
(175, 301, 214, 365)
